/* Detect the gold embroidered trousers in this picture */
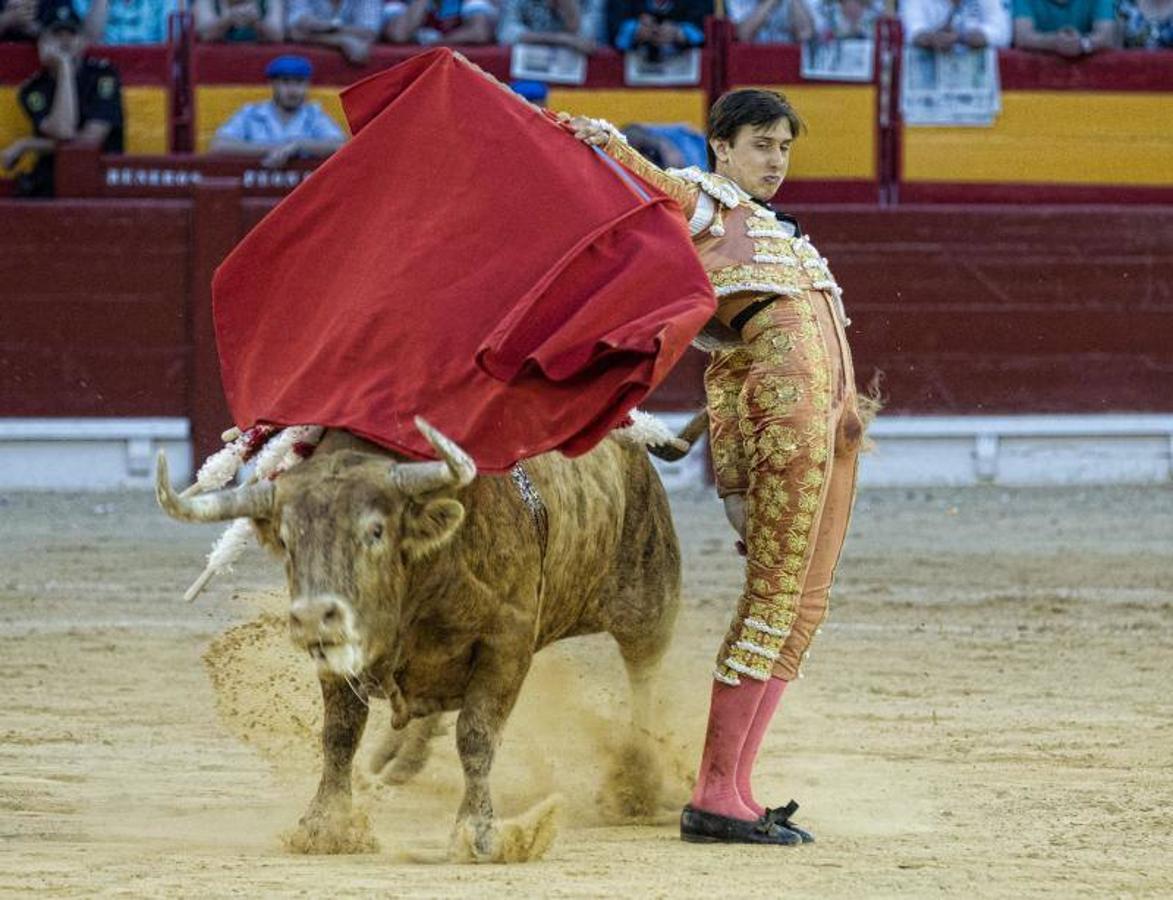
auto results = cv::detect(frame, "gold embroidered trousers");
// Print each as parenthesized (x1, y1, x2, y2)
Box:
(706, 289, 862, 683)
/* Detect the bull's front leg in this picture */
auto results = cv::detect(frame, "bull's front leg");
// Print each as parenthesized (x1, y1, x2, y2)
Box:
(451, 642, 536, 862)
(285, 677, 376, 854)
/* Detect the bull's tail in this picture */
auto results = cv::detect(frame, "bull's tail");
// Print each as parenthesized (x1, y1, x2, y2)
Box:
(856, 371, 885, 454)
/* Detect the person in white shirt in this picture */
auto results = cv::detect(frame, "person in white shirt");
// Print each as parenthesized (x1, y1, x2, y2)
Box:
(726, 0, 815, 42)
(901, 0, 1011, 48)
(810, 0, 884, 40)
(210, 54, 346, 168)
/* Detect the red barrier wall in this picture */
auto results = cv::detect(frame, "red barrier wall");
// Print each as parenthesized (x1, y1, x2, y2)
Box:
(799, 204, 1173, 414)
(0, 200, 191, 416)
(996, 47, 1173, 91)
(5, 194, 1168, 437)
(0, 43, 175, 84)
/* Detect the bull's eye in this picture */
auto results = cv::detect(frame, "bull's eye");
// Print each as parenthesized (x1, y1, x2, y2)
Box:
(369, 523, 384, 541)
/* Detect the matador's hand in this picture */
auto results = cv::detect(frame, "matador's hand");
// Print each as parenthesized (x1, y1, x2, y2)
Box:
(557, 113, 614, 147)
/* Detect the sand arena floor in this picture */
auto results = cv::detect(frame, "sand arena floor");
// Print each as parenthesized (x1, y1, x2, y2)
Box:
(1, 483, 1171, 897)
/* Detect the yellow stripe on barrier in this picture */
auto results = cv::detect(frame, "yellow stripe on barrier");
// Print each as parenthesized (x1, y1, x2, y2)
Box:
(738, 84, 876, 180)
(904, 91, 1173, 185)
(546, 89, 708, 130)
(0, 85, 34, 177)
(0, 85, 31, 147)
(195, 86, 350, 153)
(123, 86, 168, 154)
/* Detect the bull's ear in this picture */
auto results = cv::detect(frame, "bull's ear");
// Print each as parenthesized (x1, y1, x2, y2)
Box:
(401, 498, 464, 561)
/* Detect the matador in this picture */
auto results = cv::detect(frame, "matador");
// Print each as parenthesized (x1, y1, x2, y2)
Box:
(568, 90, 863, 846)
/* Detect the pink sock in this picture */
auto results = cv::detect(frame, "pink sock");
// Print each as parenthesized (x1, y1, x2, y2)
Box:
(689, 678, 769, 820)
(736, 677, 787, 817)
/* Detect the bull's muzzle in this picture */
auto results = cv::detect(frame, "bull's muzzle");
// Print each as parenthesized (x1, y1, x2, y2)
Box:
(289, 595, 363, 675)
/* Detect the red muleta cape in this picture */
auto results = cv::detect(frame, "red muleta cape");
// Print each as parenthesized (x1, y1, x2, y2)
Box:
(213, 49, 715, 472)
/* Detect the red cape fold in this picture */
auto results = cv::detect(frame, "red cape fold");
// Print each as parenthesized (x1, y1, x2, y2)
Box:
(212, 48, 715, 472)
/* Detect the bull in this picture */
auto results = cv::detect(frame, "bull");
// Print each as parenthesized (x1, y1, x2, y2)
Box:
(155, 419, 681, 861)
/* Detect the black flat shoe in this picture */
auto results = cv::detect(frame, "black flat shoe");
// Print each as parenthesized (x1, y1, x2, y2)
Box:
(762, 800, 815, 843)
(680, 805, 802, 846)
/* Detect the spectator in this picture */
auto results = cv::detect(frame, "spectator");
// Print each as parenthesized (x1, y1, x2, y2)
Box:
(1118, 0, 1173, 47)
(287, 0, 379, 63)
(1, 0, 48, 40)
(607, 0, 711, 54)
(1012, 0, 1117, 55)
(903, 0, 1011, 49)
(811, 0, 884, 39)
(193, 0, 284, 41)
(76, 0, 175, 43)
(623, 121, 707, 167)
(0, 4, 122, 195)
(498, 0, 600, 51)
(209, 54, 345, 167)
(383, 0, 498, 45)
(725, 0, 813, 43)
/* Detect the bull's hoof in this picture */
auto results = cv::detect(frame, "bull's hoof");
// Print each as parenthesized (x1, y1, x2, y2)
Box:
(599, 736, 664, 822)
(282, 807, 378, 855)
(450, 797, 561, 864)
(451, 818, 498, 863)
(369, 714, 443, 785)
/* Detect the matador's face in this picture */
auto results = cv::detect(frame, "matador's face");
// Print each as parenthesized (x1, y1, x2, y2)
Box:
(711, 118, 795, 202)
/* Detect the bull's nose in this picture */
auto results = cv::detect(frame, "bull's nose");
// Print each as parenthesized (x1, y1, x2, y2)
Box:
(289, 596, 345, 642)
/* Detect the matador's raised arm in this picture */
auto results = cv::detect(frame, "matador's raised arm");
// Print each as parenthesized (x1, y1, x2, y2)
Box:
(562, 114, 717, 236)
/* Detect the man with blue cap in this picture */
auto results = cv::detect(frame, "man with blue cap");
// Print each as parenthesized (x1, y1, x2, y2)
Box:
(210, 53, 346, 168)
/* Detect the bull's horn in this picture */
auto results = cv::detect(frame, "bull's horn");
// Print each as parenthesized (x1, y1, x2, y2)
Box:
(390, 417, 476, 494)
(155, 451, 275, 522)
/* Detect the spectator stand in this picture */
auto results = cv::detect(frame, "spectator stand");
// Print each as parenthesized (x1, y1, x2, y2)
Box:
(188, 43, 467, 151)
(721, 19, 886, 203)
(0, 41, 174, 188)
(189, 41, 719, 153)
(543, 48, 716, 133)
(542, 19, 722, 133)
(897, 49, 1173, 204)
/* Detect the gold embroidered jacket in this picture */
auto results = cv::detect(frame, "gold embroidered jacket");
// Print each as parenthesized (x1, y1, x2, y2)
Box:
(599, 131, 849, 345)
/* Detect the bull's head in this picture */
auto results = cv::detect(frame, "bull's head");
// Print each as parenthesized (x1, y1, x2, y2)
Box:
(156, 419, 475, 682)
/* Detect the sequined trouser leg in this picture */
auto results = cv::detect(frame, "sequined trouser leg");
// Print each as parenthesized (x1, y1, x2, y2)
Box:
(705, 291, 861, 684)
